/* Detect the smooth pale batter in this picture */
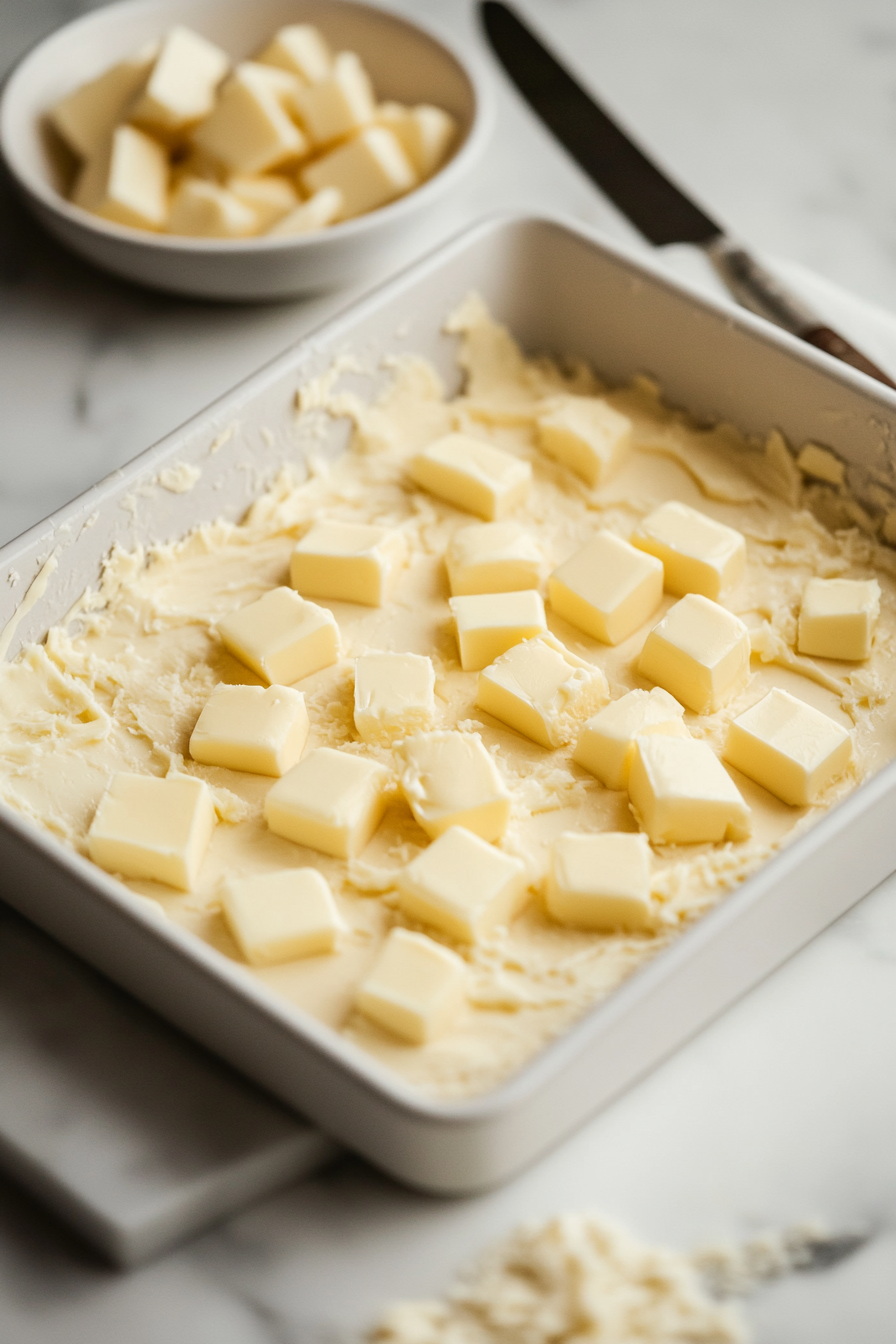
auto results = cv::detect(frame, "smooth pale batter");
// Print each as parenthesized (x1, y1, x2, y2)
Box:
(2, 294, 896, 1100)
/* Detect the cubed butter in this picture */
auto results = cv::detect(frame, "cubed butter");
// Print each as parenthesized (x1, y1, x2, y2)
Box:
(631, 501, 746, 600)
(292, 51, 375, 144)
(267, 187, 342, 236)
(397, 826, 528, 942)
(222, 867, 341, 965)
(264, 747, 390, 858)
(573, 687, 687, 790)
(409, 434, 532, 521)
(535, 396, 632, 487)
(628, 735, 751, 844)
(797, 578, 881, 661)
(301, 125, 417, 220)
(192, 64, 308, 174)
(227, 173, 299, 229)
(638, 593, 751, 714)
(354, 653, 436, 745)
(217, 587, 340, 686)
(449, 590, 547, 671)
(290, 520, 407, 606)
(445, 521, 544, 596)
(355, 927, 466, 1045)
(87, 772, 216, 890)
(189, 683, 309, 776)
(476, 633, 609, 749)
(377, 102, 457, 177)
(72, 124, 169, 231)
(167, 178, 258, 238)
(796, 442, 846, 486)
(723, 687, 853, 806)
(255, 24, 332, 83)
(548, 531, 664, 646)
(49, 41, 159, 160)
(130, 26, 230, 133)
(546, 831, 653, 931)
(398, 731, 511, 842)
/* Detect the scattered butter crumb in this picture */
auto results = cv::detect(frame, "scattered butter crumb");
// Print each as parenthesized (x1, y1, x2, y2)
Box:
(209, 424, 237, 455)
(157, 462, 201, 494)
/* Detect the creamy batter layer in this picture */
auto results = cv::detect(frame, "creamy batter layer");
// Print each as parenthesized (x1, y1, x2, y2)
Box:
(2, 295, 895, 1100)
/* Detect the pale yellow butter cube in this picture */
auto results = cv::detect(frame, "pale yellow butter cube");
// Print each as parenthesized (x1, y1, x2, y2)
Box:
(217, 587, 340, 686)
(449, 590, 547, 671)
(290, 520, 407, 606)
(355, 927, 466, 1045)
(354, 653, 436, 745)
(476, 633, 609, 749)
(797, 578, 881, 661)
(264, 747, 389, 858)
(267, 187, 342, 236)
(398, 731, 511, 842)
(629, 736, 751, 845)
(397, 826, 528, 943)
(88, 773, 216, 890)
(723, 687, 853, 806)
(168, 178, 258, 237)
(546, 832, 653, 931)
(227, 173, 299, 230)
(189, 684, 309, 777)
(796, 442, 845, 486)
(222, 868, 341, 965)
(573, 687, 687, 790)
(445, 521, 544, 596)
(192, 65, 308, 174)
(301, 125, 417, 220)
(409, 434, 532, 521)
(377, 102, 457, 177)
(548, 531, 664, 646)
(72, 124, 169, 231)
(631, 501, 746, 600)
(536, 396, 632, 487)
(130, 26, 230, 133)
(292, 51, 375, 144)
(49, 41, 159, 160)
(638, 593, 751, 714)
(255, 24, 333, 83)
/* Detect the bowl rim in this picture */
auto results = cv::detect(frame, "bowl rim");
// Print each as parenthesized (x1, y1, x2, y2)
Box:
(0, 0, 495, 254)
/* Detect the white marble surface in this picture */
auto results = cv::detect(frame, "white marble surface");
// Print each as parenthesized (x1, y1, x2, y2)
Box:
(2, 0, 896, 1338)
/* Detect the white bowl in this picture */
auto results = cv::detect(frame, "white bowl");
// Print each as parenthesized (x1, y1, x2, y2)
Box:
(0, 0, 493, 301)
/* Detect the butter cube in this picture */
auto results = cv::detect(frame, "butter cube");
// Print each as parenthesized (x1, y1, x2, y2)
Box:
(49, 41, 159, 160)
(192, 65, 308, 174)
(354, 653, 436, 745)
(535, 396, 632, 487)
(546, 832, 653, 931)
(267, 187, 342, 236)
(409, 434, 532, 521)
(72, 124, 169, 231)
(227, 173, 299, 229)
(797, 578, 881, 661)
(168, 178, 258, 237)
(292, 51, 375, 144)
(638, 594, 751, 715)
(356, 927, 466, 1045)
(398, 731, 511, 842)
(476, 633, 609, 749)
(290, 520, 407, 606)
(796, 442, 845, 486)
(445, 521, 544, 596)
(377, 102, 457, 177)
(88, 773, 216, 890)
(301, 125, 417, 221)
(264, 747, 389, 858)
(573, 687, 687, 790)
(548, 531, 664, 646)
(397, 826, 528, 943)
(449, 590, 547, 671)
(629, 736, 751, 844)
(130, 26, 230, 134)
(631, 501, 746, 599)
(222, 868, 341, 965)
(256, 24, 333, 83)
(217, 587, 340, 686)
(189, 684, 309, 777)
(723, 687, 853, 806)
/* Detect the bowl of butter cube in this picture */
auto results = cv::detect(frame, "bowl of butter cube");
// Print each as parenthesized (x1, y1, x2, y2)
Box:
(0, 0, 492, 299)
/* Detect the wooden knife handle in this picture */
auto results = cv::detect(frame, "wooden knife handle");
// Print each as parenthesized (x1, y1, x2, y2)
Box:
(800, 326, 896, 391)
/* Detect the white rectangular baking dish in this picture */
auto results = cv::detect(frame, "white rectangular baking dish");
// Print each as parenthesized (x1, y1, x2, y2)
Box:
(3, 214, 896, 1194)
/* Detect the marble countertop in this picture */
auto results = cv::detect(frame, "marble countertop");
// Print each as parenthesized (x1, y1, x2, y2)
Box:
(2, 1, 896, 1339)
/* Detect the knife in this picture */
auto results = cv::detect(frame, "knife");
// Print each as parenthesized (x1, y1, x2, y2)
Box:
(480, 0, 896, 391)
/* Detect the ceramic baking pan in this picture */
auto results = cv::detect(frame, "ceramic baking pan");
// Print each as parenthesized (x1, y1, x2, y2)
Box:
(3, 214, 896, 1193)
